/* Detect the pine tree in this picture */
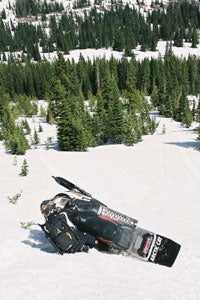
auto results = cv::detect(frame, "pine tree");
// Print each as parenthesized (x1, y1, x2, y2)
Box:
(122, 112, 137, 146)
(0, 90, 10, 122)
(77, 54, 92, 97)
(21, 119, 31, 135)
(113, 30, 125, 52)
(181, 95, 193, 128)
(57, 94, 89, 151)
(95, 90, 107, 144)
(38, 124, 43, 132)
(137, 58, 151, 93)
(187, 56, 199, 95)
(117, 57, 129, 91)
(24, 64, 35, 96)
(0, 90, 31, 154)
(174, 28, 183, 47)
(150, 85, 160, 108)
(4, 125, 30, 155)
(32, 129, 40, 145)
(101, 70, 123, 144)
(48, 73, 90, 151)
(191, 28, 198, 48)
(19, 159, 29, 176)
(1, 9, 6, 19)
(46, 77, 67, 122)
(125, 73, 145, 112)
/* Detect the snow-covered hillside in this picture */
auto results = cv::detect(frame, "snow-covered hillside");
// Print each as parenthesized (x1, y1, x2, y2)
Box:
(1, 0, 200, 62)
(0, 112, 200, 300)
(59, 41, 200, 63)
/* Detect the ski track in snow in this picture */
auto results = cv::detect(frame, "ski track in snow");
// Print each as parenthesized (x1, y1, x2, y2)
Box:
(0, 112, 200, 300)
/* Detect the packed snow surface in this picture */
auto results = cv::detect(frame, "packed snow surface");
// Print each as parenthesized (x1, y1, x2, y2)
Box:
(0, 112, 200, 300)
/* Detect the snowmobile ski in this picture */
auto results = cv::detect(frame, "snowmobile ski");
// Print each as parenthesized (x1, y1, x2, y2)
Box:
(52, 176, 92, 198)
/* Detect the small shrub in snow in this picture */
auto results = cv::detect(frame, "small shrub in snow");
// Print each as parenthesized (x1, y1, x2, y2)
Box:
(45, 137, 53, 150)
(7, 190, 22, 204)
(32, 129, 40, 145)
(13, 155, 18, 166)
(38, 124, 43, 132)
(161, 124, 166, 134)
(20, 221, 37, 229)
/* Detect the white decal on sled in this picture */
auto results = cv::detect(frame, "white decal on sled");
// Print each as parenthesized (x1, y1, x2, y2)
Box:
(150, 236, 162, 262)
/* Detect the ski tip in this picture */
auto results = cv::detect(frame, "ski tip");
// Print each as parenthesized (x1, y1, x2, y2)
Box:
(52, 176, 61, 185)
(52, 176, 57, 182)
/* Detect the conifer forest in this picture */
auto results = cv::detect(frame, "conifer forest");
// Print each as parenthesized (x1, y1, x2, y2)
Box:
(0, 0, 200, 153)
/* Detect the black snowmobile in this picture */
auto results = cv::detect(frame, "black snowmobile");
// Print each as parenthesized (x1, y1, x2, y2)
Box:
(40, 176, 181, 267)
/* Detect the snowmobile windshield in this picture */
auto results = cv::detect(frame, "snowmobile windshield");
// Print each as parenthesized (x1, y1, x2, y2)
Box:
(52, 193, 71, 209)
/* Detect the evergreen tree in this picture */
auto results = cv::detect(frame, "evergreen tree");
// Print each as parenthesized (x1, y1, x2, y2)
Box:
(32, 129, 40, 145)
(94, 90, 107, 144)
(122, 112, 137, 146)
(3, 125, 30, 155)
(191, 28, 198, 48)
(0, 95, 29, 155)
(0, 90, 10, 122)
(174, 28, 183, 47)
(113, 30, 125, 52)
(1, 9, 6, 19)
(125, 73, 145, 112)
(47, 71, 91, 151)
(57, 94, 89, 151)
(137, 58, 151, 93)
(150, 85, 160, 108)
(21, 119, 31, 135)
(19, 159, 29, 176)
(187, 55, 199, 95)
(181, 95, 193, 128)
(101, 70, 123, 143)
(38, 124, 43, 132)
(77, 54, 92, 97)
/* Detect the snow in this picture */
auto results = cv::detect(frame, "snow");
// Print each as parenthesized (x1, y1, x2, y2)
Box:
(0, 1, 200, 299)
(41, 40, 200, 64)
(1, 110, 200, 300)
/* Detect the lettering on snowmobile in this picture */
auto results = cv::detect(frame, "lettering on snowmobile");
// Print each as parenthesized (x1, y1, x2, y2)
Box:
(150, 236, 162, 262)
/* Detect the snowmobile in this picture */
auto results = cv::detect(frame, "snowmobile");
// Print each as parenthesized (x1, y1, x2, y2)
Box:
(40, 176, 181, 267)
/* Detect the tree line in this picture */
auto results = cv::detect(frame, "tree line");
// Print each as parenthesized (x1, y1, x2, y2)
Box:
(0, 48, 200, 153)
(15, 0, 64, 18)
(0, 1, 199, 61)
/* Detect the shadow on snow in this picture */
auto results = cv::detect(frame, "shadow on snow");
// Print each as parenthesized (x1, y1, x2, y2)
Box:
(165, 140, 200, 150)
(22, 228, 56, 254)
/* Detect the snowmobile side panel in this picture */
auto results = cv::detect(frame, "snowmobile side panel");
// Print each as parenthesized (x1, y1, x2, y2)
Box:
(98, 205, 138, 226)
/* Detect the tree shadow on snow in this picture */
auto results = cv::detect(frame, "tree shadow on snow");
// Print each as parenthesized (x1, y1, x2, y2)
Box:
(165, 140, 200, 150)
(22, 229, 56, 254)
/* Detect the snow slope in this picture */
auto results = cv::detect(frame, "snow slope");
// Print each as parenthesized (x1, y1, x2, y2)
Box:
(60, 41, 200, 63)
(0, 112, 200, 300)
